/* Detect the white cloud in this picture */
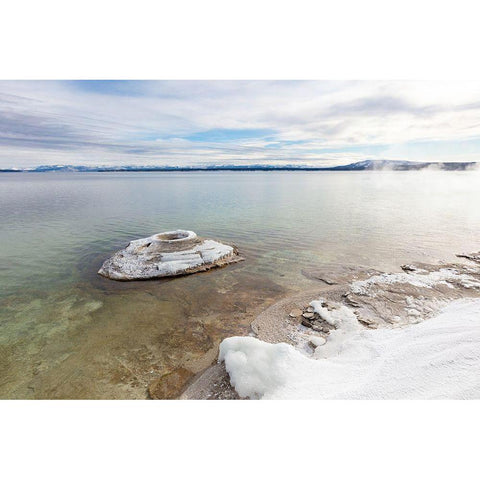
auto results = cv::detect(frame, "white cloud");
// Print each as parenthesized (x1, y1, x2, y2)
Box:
(1, 80, 480, 167)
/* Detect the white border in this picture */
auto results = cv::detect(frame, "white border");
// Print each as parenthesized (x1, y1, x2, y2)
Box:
(2, 1, 480, 478)
(2, 400, 479, 479)
(1, 0, 480, 79)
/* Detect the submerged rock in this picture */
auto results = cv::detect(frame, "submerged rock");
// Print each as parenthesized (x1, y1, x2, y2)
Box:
(98, 229, 244, 281)
(148, 367, 192, 400)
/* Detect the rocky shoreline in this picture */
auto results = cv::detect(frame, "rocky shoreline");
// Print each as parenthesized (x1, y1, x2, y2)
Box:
(179, 251, 480, 399)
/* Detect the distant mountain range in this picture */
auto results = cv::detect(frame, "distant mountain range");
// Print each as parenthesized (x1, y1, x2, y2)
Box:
(1, 160, 477, 172)
(332, 160, 477, 171)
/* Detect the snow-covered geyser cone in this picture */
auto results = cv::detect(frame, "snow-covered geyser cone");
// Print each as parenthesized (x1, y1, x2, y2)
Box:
(98, 229, 243, 281)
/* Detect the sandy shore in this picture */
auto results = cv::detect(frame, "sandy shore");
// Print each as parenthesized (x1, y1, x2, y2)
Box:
(180, 253, 480, 399)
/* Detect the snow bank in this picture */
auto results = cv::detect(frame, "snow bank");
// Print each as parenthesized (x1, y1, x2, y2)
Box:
(219, 299, 480, 399)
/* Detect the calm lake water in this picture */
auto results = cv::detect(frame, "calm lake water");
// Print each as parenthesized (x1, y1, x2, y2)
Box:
(1, 170, 480, 398)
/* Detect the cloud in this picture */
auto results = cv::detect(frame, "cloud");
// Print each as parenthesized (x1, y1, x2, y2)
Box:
(1, 80, 480, 167)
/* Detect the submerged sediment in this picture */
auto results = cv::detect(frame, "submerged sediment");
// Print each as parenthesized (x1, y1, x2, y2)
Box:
(98, 230, 244, 281)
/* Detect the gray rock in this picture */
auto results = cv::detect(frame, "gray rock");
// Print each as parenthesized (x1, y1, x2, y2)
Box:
(457, 252, 480, 264)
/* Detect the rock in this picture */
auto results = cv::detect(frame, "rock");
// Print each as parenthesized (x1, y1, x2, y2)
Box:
(98, 230, 244, 281)
(401, 264, 418, 272)
(306, 306, 314, 313)
(309, 336, 326, 348)
(302, 312, 315, 319)
(343, 294, 361, 308)
(301, 319, 313, 328)
(318, 277, 337, 285)
(289, 309, 303, 318)
(457, 252, 480, 264)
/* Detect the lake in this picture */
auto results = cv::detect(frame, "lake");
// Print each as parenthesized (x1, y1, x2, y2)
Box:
(1, 170, 480, 398)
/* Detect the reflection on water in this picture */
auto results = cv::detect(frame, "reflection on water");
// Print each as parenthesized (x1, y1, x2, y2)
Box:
(1, 171, 480, 398)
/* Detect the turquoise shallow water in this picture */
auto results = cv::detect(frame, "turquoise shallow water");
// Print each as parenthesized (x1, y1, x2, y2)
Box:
(1, 170, 480, 398)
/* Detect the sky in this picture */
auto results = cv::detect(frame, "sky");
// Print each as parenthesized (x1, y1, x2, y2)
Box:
(1, 80, 480, 168)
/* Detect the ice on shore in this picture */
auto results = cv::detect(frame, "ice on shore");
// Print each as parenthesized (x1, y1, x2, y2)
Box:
(219, 299, 480, 399)
(350, 268, 480, 296)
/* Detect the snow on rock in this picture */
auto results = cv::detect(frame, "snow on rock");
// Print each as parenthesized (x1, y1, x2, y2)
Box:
(98, 229, 242, 280)
(350, 268, 480, 296)
(308, 301, 361, 358)
(219, 299, 480, 399)
(309, 336, 326, 348)
(309, 300, 355, 327)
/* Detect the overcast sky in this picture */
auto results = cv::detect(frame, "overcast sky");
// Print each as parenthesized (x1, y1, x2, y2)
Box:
(1, 80, 480, 168)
